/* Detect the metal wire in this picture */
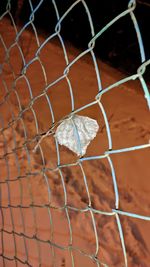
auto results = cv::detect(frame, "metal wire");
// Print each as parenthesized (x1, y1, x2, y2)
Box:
(0, 0, 150, 266)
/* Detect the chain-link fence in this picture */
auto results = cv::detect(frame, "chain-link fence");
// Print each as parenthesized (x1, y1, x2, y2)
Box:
(0, 0, 150, 266)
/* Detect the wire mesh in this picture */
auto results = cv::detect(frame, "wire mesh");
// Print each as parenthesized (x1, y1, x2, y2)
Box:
(0, 0, 150, 266)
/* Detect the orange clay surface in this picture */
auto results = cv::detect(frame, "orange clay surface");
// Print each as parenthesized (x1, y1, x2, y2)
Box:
(0, 18, 150, 267)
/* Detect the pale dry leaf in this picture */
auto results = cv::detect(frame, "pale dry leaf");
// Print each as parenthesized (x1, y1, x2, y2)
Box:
(55, 115, 99, 156)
